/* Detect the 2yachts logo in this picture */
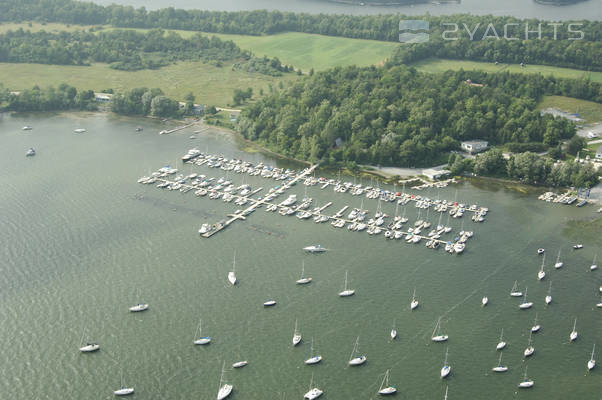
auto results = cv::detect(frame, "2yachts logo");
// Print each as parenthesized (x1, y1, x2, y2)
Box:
(399, 20, 430, 43)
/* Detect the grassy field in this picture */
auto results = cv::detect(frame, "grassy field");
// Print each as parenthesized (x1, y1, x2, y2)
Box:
(413, 58, 602, 83)
(0, 61, 296, 106)
(0, 22, 398, 72)
(537, 95, 602, 124)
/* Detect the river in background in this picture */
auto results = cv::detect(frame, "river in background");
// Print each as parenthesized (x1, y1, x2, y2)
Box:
(90, 0, 602, 20)
(0, 111, 600, 399)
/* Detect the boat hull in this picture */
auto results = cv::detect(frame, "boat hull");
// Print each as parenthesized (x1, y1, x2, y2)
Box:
(492, 366, 508, 372)
(217, 384, 233, 400)
(349, 356, 367, 366)
(378, 387, 397, 395)
(432, 335, 448, 342)
(114, 388, 134, 396)
(339, 290, 355, 297)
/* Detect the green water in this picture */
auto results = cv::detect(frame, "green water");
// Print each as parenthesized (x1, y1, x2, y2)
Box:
(0, 112, 599, 399)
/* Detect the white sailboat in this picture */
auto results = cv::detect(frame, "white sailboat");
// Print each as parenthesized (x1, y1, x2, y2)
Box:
(129, 289, 148, 312)
(193, 319, 211, 345)
(554, 249, 563, 269)
(296, 261, 312, 285)
(570, 318, 578, 341)
(303, 373, 323, 399)
(263, 299, 277, 307)
(496, 328, 506, 350)
(481, 296, 488, 306)
(545, 281, 552, 305)
(338, 271, 355, 297)
(216, 361, 233, 400)
(304, 337, 322, 365)
(510, 281, 523, 297)
(524, 331, 535, 357)
(440, 347, 451, 378)
(587, 344, 596, 371)
(519, 287, 533, 309)
(78, 327, 100, 352)
(492, 352, 508, 372)
(232, 360, 248, 368)
(531, 313, 541, 333)
(378, 369, 397, 395)
(348, 336, 367, 366)
(591, 254, 598, 271)
(228, 253, 237, 285)
(432, 317, 449, 342)
(410, 288, 419, 310)
(537, 254, 546, 281)
(293, 319, 302, 346)
(114, 369, 134, 396)
(518, 366, 534, 388)
(390, 320, 397, 340)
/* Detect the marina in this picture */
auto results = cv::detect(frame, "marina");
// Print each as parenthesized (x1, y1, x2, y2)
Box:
(138, 149, 489, 252)
(2, 113, 600, 400)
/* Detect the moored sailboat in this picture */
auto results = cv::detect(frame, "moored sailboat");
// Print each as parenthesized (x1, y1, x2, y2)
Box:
(432, 317, 449, 342)
(570, 318, 578, 341)
(228, 253, 237, 285)
(338, 271, 355, 297)
(440, 347, 451, 378)
(305, 337, 322, 365)
(216, 361, 233, 400)
(524, 331, 535, 357)
(348, 336, 367, 366)
(518, 366, 534, 388)
(519, 287, 533, 309)
(554, 249, 563, 269)
(545, 281, 553, 305)
(510, 281, 523, 297)
(193, 319, 211, 345)
(587, 344, 596, 371)
(378, 369, 397, 395)
(296, 261, 312, 285)
(496, 328, 506, 350)
(303, 373, 323, 400)
(410, 288, 419, 310)
(293, 319, 302, 346)
(492, 352, 508, 372)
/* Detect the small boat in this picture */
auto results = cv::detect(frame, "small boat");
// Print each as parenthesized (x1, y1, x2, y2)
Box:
(496, 328, 506, 350)
(78, 328, 100, 352)
(304, 337, 322, 365)
(537, 254, 546, 280)
(482, 296, 488, 306)
(537, 248, 545, 255)
(304, 373, 323, 399)
(519, 287, 533, 309)
(591, 254, 598, 271)
(303, 244, 327, 253)
(545, 281, 552, 305)
(22, 126, 33, 130)
(440, 347, 451, 378)
(135, 126, 143, 132)
(573, 244, 583, 249)
(292, 318, 302, 346)
(232, 360, 248, 368)
(531, 313, 541, 333)
(296, 261, 312, 284)
(390, 320, 397, 340)
(338, 271, 355, 297)
(378, 369, 397, 395)
(193, 319, 211, 345)
(587, 344, 596, 371)
(129, 303, 148, 312)
(518, 366, 534, 388)
(570, 318, 578, 341)
(263, 300, 277, 307)
(492, 352, 508, 372)
(228, 254, 237, 285)
(26, 148, 36, 157)
(554, 249, 563, 269)
(524, 331, 535, 357)
(510, 281, 523, 297)
(216, 361, 233, 400)
(432, 316, 449, 342)
(74, 128, 86, 133)
(410, 288, 419, 310)
(348, 336, 367, 366)
(114, 370, 134, 396)
(199, 223, 212, 235)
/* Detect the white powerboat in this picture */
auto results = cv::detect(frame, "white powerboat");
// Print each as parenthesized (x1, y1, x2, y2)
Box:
(26, 148, 36, 157)
(570, 318, 578, 341)
(199, 223, 212, 235)
(129, 303, 148, 312)
(537, 248, 545, 255)
(193, 319, 211, 345)
(338, 271, 355, 297)
(348, 336, 367, 366)
(22, 126, 33, 130)
(573, 244, 583, 249)
(378, 369, 397, 395)
(303, 244, 327, 253)
(432, 317, 449, 342)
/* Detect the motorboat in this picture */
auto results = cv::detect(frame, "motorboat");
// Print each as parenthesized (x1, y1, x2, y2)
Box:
(26, 148, 36, 156)
(114, 387, 134, 396)
(537, 248, 545, 255)
(232, 361, 248, 368)
(129, 303, 148, 312)
(573, 244, 583, 249)
(303, 244, 327, 253)
(198, 224, 212, 235)
(22, 126, 33, 130)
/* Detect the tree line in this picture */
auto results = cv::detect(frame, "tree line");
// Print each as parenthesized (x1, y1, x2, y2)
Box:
(0, 28, 290, 74)
(1, 0, 600, 71)
(236, 65, 600, 169)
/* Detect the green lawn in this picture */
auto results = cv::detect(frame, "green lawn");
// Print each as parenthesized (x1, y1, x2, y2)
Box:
(537, 95, 602, 124)
(413, 58, 602, 83)
(0, 61, 296, 107)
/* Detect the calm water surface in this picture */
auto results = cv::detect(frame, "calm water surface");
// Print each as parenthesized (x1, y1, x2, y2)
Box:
(0, 112, 600, 399)
(91, 0, 602, 20)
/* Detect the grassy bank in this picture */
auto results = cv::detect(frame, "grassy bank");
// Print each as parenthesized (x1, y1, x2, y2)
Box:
(413, 58, 602, 83)
(0, 61, 296, 106)
(537, 95, 602, 124)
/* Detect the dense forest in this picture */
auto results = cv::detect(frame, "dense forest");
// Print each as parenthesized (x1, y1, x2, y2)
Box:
(1, 0, 600, 71)
(0, 28, 290, 74)
(0, 83, 98, 111)
(236, 66, 600, 168)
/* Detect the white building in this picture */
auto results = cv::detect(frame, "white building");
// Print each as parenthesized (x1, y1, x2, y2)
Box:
(422, 168, 451, 180)
(596, 145, 602, 160)
(461, 140, 488, 154)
